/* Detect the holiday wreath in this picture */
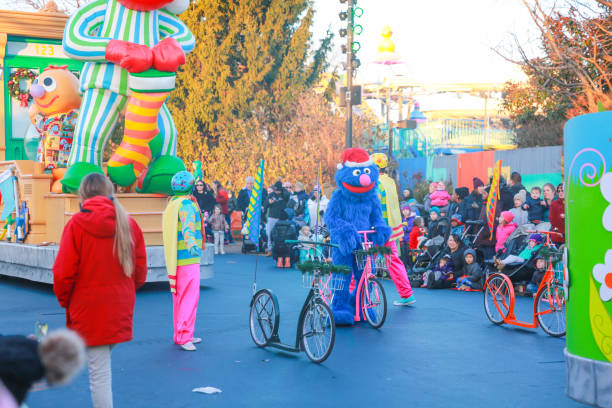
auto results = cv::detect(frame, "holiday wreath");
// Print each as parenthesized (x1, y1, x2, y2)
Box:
(8, 68, 36, 107)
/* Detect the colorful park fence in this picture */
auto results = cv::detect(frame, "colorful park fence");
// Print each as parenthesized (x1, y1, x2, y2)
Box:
(397, 145, 563, 191)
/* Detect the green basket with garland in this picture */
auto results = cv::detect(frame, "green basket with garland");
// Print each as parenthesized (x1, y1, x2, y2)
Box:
(297, 260, 351, 290)
(353, 246, 391, 272)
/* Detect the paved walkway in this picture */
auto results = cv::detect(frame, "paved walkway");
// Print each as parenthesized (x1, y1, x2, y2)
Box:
(0, 252, 582, 408)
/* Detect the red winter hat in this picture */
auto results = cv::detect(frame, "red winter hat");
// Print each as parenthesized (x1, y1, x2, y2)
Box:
(337, 148, 373, 169)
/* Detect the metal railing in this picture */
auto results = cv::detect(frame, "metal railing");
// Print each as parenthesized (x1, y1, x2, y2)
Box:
(365, 119, 515, 157)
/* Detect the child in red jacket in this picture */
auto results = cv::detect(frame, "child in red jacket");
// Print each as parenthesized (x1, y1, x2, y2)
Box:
(53, 173, 147, 408)
(409, 217, 425, 250)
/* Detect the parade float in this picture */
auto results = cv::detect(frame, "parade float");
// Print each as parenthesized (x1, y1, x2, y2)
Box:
(0, 4, 213, 284)
(565, 110, 612, 407)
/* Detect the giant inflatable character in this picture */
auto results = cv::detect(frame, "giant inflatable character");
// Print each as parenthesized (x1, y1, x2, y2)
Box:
(61, 0, 194, 194)
(565, 110, 612, 407)
(28, 66, 82, 192)
(324, 148, 391, 325)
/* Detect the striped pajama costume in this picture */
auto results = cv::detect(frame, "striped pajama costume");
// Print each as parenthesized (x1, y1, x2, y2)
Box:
(62, 0, 194, 167)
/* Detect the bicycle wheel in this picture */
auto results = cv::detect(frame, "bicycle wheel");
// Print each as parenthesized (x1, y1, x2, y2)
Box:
(361, 276, 387, 329)
(249, 289, 279, 347)
(536, 283, 566, 337)
(301, 299, 335, 363)
(484, 274, 513, 325)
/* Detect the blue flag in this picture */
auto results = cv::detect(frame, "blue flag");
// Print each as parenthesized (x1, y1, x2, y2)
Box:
(243, 159, 265, 250)
(0, 170, 16, 222)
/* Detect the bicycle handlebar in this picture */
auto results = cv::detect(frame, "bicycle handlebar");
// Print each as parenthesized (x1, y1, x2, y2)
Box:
(525, 230, 564, 236)
(285, 240, 339, 248)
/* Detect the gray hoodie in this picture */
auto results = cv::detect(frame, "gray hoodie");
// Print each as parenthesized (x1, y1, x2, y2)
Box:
(462, 249, 483, 289)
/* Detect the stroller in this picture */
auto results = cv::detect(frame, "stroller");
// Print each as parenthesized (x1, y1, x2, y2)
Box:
(484, 231, 540, 284)
(241, 223, 267, 254)
(408, 217, 451, 287)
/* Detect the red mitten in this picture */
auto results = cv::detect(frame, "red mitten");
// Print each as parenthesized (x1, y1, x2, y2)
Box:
(152, 38, 185, 72)
(105, 40, 152, 73)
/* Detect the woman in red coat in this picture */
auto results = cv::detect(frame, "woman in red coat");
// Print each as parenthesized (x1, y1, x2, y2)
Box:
(53, 173, 147, 408)
(549, 183, 565, 244)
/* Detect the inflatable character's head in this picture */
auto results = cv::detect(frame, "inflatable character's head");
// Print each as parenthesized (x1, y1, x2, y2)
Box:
(335, 148, 379, 198)
(171, 171, 194, 195)
(30, 66, 80, 117)
(117, 0, 189, 13)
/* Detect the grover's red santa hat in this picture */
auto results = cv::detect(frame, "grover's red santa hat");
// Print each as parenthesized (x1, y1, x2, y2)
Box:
(337, 147, 374, 169)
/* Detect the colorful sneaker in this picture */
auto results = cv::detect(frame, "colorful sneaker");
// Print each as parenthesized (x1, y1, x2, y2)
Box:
(393, 296, 416, 306)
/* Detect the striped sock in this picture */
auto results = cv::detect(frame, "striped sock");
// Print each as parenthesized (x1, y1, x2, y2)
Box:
(108, 91, 169, 181)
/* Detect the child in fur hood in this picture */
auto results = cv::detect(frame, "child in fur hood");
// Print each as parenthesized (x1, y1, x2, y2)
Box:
(0, 329, 85, 406)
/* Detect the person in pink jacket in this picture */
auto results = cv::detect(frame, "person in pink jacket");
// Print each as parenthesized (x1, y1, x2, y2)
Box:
(430, 182, 451, 208)
(495, 211, 518, 253)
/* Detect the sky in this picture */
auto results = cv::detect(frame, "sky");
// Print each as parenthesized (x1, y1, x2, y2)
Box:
(309, 0, 542, 85)
(3, 0, 541, 85)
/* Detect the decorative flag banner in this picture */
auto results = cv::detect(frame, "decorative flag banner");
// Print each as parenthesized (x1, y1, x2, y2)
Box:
(243, 159, 265, 249)
(486, 160, 502, 240)
(314, 160, 322, 234)
(0, 169, 16, 222)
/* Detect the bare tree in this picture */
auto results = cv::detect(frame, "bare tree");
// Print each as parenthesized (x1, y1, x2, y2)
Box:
(17, 0, 89, 13)
(517, 0, 612, 115)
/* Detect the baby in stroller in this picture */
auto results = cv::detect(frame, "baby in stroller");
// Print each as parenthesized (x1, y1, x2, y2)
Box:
(408, 217, 451, 286)
(494, 233, 542, 270)
(423, 254, 455, 289)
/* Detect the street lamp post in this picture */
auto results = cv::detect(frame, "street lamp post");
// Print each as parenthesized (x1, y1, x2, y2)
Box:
(345, 0, 354, 148)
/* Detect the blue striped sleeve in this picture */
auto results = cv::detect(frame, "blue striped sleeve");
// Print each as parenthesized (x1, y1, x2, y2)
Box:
(63, 0, 112, 61)
(158, 11, 195, 54)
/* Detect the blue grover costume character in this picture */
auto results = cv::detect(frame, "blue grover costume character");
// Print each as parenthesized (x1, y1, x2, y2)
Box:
(324, 148, 391, 325)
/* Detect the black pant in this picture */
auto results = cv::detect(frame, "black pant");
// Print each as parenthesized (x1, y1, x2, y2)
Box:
(225, 213, 234, 243)
(400, 242, 413, 270)
(427, 271, 453, 289)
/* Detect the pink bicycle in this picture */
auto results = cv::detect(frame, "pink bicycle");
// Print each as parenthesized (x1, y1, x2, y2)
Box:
(352, 230, 388, 328)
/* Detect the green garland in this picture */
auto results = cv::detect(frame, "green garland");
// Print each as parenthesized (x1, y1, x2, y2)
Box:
(297, 260, 352, 275)
(7, 69, 36, 106)
(538, 246, 563, 264)
(355, 245, 392, 257)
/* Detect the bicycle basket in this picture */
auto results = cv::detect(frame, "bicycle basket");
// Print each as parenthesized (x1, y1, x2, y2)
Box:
(325, 273, 346, 292)
(553, 261, 564, 284)
(302, 270, 316, 289)
(374, 254, 387, 274)
(354, 251, 369, 270)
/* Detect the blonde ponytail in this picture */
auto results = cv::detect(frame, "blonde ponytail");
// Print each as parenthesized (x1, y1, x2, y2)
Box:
(112, 198, 134, 277)
(79, 173, 134, 277)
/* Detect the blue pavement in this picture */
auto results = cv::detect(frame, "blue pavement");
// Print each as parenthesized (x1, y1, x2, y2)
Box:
(0, 253, 583, 408)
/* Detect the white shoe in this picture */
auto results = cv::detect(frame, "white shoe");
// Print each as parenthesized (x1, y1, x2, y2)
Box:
(180, 341, 196, 351)
(220, 250, 225, 255)
(192, 337, 202, 344)
(214, 250, 219, 255)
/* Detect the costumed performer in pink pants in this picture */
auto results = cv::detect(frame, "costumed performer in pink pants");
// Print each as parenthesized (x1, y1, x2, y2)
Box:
(163, 171, 204, 351)
(371, 153, 416, 306)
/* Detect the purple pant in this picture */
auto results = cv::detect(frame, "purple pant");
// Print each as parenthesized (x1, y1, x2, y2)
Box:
(172, 264, 200, 345)
(384, 240, 413, 298)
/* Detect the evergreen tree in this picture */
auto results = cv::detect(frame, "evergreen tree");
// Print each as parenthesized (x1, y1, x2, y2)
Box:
(168, 0, 333, 160)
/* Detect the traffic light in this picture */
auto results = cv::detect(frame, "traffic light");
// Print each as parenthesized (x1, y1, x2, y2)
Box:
(339, 0, 365, 148)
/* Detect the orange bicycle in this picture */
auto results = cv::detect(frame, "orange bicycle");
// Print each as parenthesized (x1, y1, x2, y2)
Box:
(483, 230, 566, 337)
